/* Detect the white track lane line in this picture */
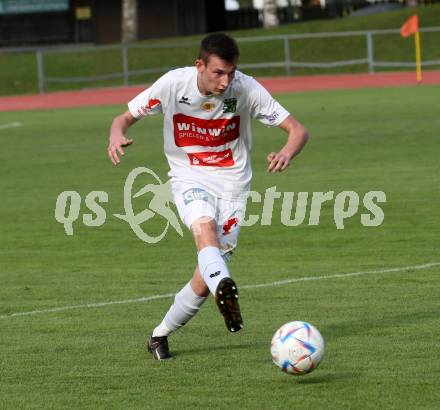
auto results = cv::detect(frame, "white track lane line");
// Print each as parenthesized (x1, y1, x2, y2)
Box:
(0, 122, 22, 130)
(1, 262, 439, 320)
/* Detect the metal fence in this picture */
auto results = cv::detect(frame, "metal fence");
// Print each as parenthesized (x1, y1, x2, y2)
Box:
(10, 27, 440, 94)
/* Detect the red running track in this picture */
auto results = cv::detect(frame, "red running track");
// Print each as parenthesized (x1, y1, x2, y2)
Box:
(0, 71, 439, 112)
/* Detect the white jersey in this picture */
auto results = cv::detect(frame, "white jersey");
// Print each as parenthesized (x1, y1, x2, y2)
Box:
(128, 67, 289, 197)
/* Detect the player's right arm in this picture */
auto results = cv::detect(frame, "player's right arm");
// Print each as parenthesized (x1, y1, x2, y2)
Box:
(108, 70, 172, 165)
(108, 110, 137, 165)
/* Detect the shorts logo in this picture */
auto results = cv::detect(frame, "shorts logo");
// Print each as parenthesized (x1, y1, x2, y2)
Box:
(182, 187, 215, 206)
(201, 101, 216, 111)
(222, 217, 238, 235)
(188, 149, 234, 167)
(223, 98, 237, 113)
(173, 114, 240, 147)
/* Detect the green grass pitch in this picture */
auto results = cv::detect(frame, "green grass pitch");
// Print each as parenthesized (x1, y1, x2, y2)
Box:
(1, 85, 439, 409)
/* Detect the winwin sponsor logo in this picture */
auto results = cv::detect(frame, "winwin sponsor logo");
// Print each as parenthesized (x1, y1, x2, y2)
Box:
(173, 114, 240, 147)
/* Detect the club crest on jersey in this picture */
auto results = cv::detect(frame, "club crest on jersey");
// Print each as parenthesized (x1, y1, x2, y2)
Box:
(201, 101, 216, 112)
(223, 98, 237, 113)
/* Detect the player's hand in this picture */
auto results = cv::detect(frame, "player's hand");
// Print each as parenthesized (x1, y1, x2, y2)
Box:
(267, 151, 291, 173)
(108, 135, 133, 165)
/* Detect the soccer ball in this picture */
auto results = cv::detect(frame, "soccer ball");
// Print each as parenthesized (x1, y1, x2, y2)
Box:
(270, 321, 325, 375)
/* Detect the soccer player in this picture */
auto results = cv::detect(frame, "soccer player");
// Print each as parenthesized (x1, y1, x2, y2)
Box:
(108, 33, 308, 360)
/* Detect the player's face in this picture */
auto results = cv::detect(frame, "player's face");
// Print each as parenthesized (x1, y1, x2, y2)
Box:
(196, 55, 237, 96)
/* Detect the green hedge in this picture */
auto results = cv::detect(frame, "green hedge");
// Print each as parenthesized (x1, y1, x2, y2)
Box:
(0, 4, 439, 96)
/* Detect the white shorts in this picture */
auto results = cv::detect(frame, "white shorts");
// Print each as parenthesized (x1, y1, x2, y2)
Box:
(172, 181, 247, 257)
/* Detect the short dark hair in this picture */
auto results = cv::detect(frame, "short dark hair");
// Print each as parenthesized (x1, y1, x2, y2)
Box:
(198, 33, 240, 64)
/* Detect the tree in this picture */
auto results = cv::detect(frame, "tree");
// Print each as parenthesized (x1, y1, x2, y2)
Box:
(122, 0, 138, 43)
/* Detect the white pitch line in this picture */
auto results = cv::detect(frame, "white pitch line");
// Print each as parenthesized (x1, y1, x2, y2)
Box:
(0, 121, 22, 130)
(0, 293, 175, 320)
(241, 262, 440, 289)
(1, 262, 439, 320)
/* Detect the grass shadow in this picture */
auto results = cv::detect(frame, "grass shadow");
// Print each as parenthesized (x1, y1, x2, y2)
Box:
(173, 341, 260, 357)
(293, 371, 359, 385)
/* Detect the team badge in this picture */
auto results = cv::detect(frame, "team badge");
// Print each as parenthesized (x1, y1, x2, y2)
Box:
(201, 101, 216, 111)
(223, 98, 237, 113)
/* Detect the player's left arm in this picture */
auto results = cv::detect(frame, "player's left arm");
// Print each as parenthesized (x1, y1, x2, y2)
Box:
(267, 115, 309, 173)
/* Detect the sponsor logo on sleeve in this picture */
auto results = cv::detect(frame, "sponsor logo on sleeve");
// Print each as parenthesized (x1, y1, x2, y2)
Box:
(187, 149, 234, 167)
(266, 111, 280, 124)
(173, 114, 240, 147)
(138, 98, 161, 116)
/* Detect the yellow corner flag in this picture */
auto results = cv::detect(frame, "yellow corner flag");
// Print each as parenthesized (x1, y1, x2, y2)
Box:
(400, 14, 422, 83)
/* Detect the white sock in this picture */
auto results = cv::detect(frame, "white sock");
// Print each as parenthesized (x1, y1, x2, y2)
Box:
(152, 282, 207, 337)
(198, 246, 230, 295)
